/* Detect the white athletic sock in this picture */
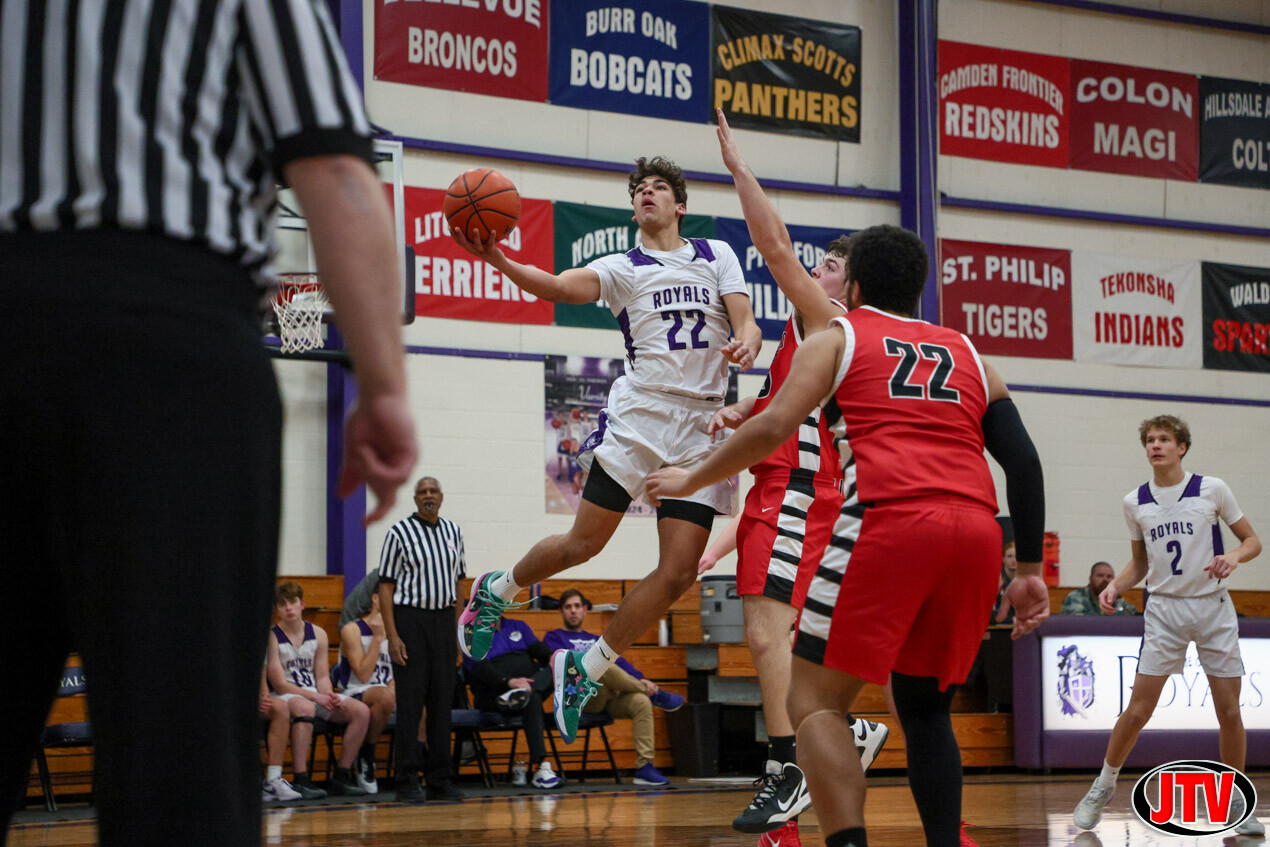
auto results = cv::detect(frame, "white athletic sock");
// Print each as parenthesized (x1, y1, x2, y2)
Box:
(490, 569, 522, 603)
(1098, 761, 1121, 786)
(266, 765, 282, 781)
(581, 636, 618, 680)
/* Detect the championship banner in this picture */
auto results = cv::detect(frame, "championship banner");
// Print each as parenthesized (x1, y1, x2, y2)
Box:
(548, 0, 711, 122)
(1202, 261, 1270, 374)
(938, 240, 1072, 360)
(405, 186, 555, 325)
(710, 6, 861, 142)
(552, 201, 714, 329)
(1069, 60, 1198, 180)
(937, 41, 1069, 168)
(713, 216, 849, 340)
(373, 0, 548, 101)
(1071, 252, 1202, 369)
(1199, 76, 1270, 190)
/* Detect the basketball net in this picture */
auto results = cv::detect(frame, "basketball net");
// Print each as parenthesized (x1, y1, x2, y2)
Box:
(272, 274, 329, 354)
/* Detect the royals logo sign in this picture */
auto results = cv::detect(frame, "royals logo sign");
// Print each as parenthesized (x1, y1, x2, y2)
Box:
(1056, 644, 1095, 717)
(1132, 760, 1257, 835)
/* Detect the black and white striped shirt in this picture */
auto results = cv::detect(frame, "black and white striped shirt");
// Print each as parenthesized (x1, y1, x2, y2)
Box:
(379, 515, 467, 610)
(0, 0, 372, 289)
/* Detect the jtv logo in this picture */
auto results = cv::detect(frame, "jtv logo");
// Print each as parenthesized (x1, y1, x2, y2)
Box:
(1132, 760, 1257, 836)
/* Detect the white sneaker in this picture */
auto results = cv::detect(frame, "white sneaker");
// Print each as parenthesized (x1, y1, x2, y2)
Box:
(355, 757, 379, 795)
(531, 761, 563, 789)
(262, 775, 302, 802)
(1230, 791, 1265, 836)
(852, 719, 890, 772)
(1074, 779, 1115, 830)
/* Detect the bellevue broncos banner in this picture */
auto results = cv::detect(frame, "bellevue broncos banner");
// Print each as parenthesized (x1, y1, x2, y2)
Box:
(1199, 77, 1270, 190)
(1202, 261, 1270, 374)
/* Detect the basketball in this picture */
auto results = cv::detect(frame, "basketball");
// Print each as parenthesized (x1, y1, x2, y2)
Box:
(552, 419, 562, 429)
(444, 168, 521, 243)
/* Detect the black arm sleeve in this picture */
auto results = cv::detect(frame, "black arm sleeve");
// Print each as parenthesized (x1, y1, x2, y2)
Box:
(982, 398, 1045, 564)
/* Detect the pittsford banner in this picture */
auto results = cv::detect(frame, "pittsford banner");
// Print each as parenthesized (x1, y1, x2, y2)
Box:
(711, 6, 861, 142)
(405, 186, 554, 325)
(549, 0, 711, 122)
(1199, 77, 1270, 189)
(374, 0, 548, 101)
(1069, 60, 1198, 180)
(1202, 261, 1270, 374)
(938, 240, 1072, 359)
(937, 41, 1069, 168)
(1071, 252, 1202, 368)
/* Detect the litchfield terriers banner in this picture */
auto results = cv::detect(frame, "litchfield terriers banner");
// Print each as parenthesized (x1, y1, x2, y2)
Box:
(937, 41, 1069, 168)
(1202, 261, 1270, 374)
(1071, 252, 1202, 369)
(1069, 60, 1198, 181)
(938, 240, 1072, 360)
(713, 217, 848, 340)
(374, 0, 549, 101)
(552, 201, 714, 329)
(549, 0, 711, 122)
(711, 6, 861, 142)
(1199, 77, 1270, 190)
(405, 186, 554, 325)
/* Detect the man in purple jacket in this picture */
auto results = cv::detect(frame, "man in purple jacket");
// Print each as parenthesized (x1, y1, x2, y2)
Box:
(544, 589, 684, 786)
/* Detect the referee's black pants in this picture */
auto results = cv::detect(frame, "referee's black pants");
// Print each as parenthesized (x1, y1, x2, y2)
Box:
(0, 232, 280, 846)
(391, 605, 457, 787)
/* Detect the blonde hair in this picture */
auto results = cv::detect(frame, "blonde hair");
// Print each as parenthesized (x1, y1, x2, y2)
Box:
(1138, 415, 1191, 454)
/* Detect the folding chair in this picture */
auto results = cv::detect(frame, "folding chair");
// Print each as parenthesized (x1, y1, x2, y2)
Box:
(546, 711, 620, 784)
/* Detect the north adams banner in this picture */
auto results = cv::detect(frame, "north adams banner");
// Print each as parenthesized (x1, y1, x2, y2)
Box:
(711, 7, 861, 142)
(1199, 77, 1270, 190)
(1203, 261, 1270, 373)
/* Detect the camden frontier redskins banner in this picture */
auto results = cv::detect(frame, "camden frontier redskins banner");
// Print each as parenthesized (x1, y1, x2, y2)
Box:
(1202, 261, 1270, 374)
(711, 6, 861, 142)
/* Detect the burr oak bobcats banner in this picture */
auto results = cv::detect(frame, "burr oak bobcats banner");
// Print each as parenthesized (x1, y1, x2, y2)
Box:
(938, 240, 1072, 360)
(1202, 262, 1270, 374)
(1071, 252, 1203, 369)
(1199, 77, 1270, 190)
(711, 6, 861, 142)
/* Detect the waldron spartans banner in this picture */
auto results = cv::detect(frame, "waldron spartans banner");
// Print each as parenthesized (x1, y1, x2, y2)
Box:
(1202, 261, 1270, 374)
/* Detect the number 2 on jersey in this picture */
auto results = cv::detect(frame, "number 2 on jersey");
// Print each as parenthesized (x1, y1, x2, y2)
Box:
(1166, 539, 1183, 575)
(883, 338, 960, 401)
(662, 310, 708, 351)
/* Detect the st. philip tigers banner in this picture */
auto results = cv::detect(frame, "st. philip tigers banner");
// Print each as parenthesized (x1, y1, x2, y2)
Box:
(1071, 252, 1202, 369)
(1199, 77, 1270, 190)
(937, 41, 1069, 168)
(552, 201, 714, 329)
(1202, 261, 1270, 374)
(938, 240, 1072, 360)
(713, 217, 849, 341)
(711, 6, 861, 142)
(406, 186, 554, 325)
(549, 0, 711, 123)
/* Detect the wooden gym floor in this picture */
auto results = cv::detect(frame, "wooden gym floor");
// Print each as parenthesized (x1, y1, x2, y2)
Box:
(9, 773, 1268, 846)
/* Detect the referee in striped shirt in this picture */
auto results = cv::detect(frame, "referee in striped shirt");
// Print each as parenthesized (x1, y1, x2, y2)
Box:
(378, 476, 466, 802)
(1, 2, 416, 844)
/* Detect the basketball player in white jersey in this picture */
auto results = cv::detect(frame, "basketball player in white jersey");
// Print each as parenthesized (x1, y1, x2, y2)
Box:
(453, 157, 761, 743)
(1074, 416, 1262, 835)
(336, 591, 396, 794)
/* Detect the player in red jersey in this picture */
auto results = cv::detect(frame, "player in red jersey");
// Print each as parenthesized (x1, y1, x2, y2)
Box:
(648, 224, 1050, 847)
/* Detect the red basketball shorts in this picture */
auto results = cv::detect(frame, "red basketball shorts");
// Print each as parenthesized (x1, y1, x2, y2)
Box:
(792, 495, 1002, 690)
(736, 469, 844, 609)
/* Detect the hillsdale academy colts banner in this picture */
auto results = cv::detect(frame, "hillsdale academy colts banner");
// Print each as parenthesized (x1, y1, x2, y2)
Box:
(374, 0, 549, 101)
(549, 0, 711, 122)
(1199, 77, 1270, 190)
(405, 186, 555, 325)
(1202, 262, 1270, 374)
(711, 7, 861, 142)
(1070, 252, 1202, 369)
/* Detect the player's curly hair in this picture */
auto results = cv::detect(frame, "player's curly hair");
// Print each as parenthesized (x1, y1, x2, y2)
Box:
(847, 225, 929, 314)
(628, 156, 688, 233)
(275, 580, 304, 605)
(1138, 415, 1191, 455)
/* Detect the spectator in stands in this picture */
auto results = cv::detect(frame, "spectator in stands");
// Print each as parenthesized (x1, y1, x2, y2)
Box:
(991, 542, 1018, 625)
(462, 615, 563, 789)
(544, 589, 682, 786)
(336, 591, 397, 794)
(1062, 563, 1138, 616)
(259, 668, 302, 803)
(266, 581, 370, 797)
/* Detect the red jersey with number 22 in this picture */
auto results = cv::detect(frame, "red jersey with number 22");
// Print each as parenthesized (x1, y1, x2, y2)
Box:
(824, 307, 996, 511)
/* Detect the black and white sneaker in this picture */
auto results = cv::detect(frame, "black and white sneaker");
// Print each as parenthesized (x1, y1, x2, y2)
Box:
(731, 761, 811, 834)
(852, 719, 890, 771)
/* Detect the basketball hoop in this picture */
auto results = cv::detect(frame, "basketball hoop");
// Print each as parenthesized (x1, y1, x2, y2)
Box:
(272, 273, 329, 354)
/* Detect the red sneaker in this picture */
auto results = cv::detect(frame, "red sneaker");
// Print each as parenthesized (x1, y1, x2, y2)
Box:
(758, 820, 802, 847)
(960, 820, 980, 847)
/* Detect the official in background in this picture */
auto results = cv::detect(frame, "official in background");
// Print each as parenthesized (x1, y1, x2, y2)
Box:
(0, 1, 417, 843)
(379, 476, 466, 802)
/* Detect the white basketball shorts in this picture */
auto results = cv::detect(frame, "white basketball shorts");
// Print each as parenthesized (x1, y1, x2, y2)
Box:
(1137, 589, 1244, 677)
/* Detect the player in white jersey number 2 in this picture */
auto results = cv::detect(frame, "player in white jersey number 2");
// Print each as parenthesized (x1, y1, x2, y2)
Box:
(453, 157, 761, 744)
(1074, 415, 1263, 836)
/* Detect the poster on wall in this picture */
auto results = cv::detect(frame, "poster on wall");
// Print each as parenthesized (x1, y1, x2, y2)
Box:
(1199, 76, 1270, 190)
(1069, 60, 1198, 181)
(373, 0, 549, 101)
(713, 217, 849, 340)
(937, 42, 1069, 168)
(405, 186, 555, 325)
(548, 0, 711, 122)
(938, 240, 1072, 360)
(1202, 261, 1270, 374)
(710, 6, 861, 142)
(1070, 252, 1203, 368)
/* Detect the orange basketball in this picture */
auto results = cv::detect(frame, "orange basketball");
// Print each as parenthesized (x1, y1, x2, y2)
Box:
(444, 168, 521, 243)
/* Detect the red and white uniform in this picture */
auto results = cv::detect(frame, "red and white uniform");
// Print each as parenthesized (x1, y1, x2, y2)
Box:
(737, 302, 848, 608)
(793, 306, 1000, 690)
